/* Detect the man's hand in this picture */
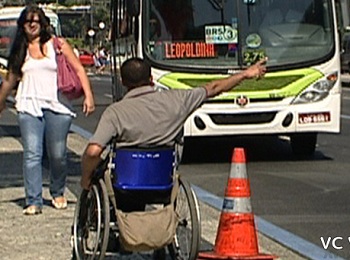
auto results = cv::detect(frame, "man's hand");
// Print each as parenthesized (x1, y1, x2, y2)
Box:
(243, 57, 268, 80)
(204, 57, 268, 98)
(80, 174, 92, 190)
(81, 143, 104, 190)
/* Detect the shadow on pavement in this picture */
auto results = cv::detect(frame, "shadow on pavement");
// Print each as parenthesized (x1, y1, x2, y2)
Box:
(181, 135, 331, 164)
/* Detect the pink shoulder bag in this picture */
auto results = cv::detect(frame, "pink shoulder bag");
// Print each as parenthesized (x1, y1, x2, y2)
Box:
(53, 37, 84, 100)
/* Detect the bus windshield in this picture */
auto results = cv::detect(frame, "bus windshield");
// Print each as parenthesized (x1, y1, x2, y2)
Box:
(144, 0, 334, 69)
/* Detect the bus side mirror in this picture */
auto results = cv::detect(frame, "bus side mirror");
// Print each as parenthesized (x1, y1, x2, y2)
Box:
(126, 0, 140, 17)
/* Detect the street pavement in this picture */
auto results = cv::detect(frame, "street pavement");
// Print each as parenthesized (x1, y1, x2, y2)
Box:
(3, 71, 350, 259)
(0, 106, 312, 260)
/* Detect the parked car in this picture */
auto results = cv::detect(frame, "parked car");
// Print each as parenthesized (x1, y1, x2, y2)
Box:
(79, 49, 94, 67)
(341, 33, 350, 73)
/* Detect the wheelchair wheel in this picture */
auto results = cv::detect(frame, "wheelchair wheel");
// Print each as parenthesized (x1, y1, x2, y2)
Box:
(73, 179, 110, 260)
(168, 177, 201, 260)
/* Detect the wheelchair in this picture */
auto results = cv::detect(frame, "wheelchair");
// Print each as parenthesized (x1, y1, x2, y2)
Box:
(71, 140, 201, 260)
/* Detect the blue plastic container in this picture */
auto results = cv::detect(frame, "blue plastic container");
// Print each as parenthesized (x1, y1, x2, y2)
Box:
(113, 147, 175, 190)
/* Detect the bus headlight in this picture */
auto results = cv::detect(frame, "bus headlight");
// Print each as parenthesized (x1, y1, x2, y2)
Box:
(292, 72, 338, 104)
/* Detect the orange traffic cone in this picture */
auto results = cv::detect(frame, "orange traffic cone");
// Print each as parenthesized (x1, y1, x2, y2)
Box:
(198, 148, 276, 260)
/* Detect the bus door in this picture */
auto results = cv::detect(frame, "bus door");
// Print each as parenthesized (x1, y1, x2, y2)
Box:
(110, 0, 140, 101)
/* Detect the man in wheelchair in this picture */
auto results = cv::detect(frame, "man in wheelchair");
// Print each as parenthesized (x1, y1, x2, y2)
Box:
(80, 57, 267, 192)
(74, 57, 266, 258)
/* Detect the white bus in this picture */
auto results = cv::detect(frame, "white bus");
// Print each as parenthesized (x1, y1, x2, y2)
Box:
(111, 0, 342, 158)
(0, 6, 61, 69)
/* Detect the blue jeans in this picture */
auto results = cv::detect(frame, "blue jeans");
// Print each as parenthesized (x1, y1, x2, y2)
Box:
(18, 110, 72, 208)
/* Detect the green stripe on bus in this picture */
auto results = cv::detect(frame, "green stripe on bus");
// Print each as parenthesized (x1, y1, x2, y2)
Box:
(158, 68, 324, 100)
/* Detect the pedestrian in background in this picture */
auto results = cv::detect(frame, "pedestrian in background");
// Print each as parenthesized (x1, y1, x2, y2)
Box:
(93, 47, 101, 73)
(97, 46, 107, 74)
(0, 4, 95, 215)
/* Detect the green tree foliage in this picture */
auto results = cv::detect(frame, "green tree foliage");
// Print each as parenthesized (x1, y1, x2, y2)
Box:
(94, 5, 109, 28)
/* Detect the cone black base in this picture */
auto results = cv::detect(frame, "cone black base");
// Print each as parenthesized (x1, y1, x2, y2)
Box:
(198, 251, 276, 259)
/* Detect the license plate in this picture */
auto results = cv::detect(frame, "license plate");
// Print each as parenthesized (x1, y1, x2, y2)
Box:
(298, 112, 331, 124)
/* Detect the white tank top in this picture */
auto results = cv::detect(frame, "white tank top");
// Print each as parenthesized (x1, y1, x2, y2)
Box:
(15, 39, 75, 117)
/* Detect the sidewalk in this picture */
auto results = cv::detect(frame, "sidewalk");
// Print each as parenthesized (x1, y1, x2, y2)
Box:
(0, 109, 307, 260)
(0, 109, 78, 260)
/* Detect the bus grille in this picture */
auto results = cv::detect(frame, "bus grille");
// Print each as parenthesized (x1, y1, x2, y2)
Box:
(205, 97, 284, 103)
(209, 112, 277, 125)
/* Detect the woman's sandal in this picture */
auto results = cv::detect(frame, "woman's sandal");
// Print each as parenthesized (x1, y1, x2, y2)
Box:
(52, 196, 67, 209)
(23, 205, 42, 215)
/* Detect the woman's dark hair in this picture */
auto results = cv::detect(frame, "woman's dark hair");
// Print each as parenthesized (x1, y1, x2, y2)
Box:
(7, 4, 52, 77)
(120, 58, 151, 89)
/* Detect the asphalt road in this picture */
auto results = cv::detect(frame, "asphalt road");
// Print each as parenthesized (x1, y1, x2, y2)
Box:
(181, 88, 350, 260)
(67, 75, 350, 259)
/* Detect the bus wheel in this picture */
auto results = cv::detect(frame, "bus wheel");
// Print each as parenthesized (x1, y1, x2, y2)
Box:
(290, 133, 317, 159)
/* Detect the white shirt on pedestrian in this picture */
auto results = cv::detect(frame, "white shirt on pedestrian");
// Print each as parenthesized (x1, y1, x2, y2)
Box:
(15, 40, 75, 117)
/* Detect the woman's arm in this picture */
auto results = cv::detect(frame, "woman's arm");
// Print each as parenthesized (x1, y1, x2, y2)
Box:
(0, 72, 20, 113)
(57, 37, 95, 116)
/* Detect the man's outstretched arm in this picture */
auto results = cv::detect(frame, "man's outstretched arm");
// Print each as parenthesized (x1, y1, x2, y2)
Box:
(81, 143, 104, 190)
(204, 58, 267, 98)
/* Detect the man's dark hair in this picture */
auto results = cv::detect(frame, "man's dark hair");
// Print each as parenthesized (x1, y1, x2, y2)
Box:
(121, 58, 151, 89)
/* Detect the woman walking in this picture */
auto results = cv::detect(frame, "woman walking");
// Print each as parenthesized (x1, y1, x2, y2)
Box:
(0, 4, 95, 215)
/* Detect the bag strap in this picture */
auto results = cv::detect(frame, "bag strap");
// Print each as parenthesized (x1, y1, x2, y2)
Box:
(104, 144, 118, 210)
(104, 169, 118, 210)
(53, 37, 63, 54)
(170, 174, 180, 204)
